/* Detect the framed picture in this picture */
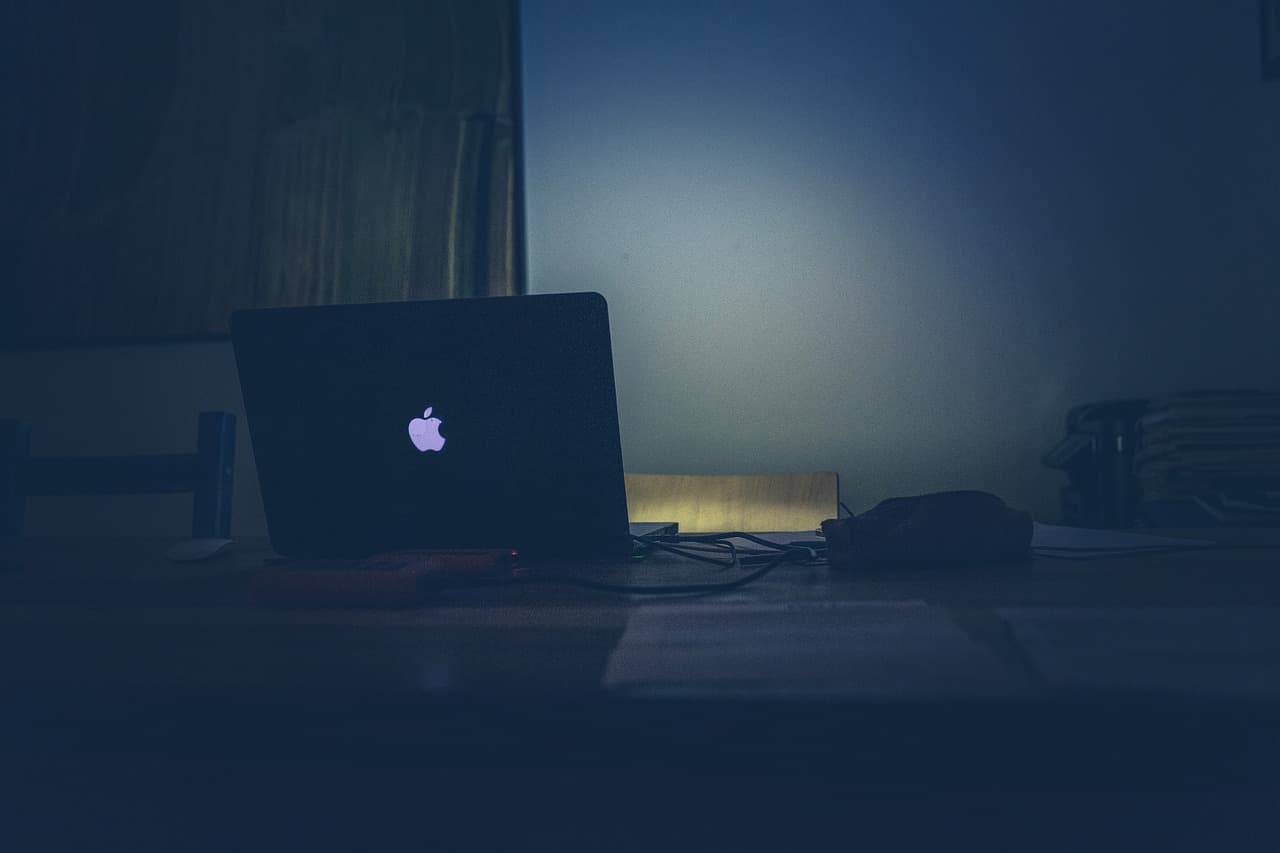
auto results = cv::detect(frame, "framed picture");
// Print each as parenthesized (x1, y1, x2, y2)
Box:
(1264, 0, 1280, 79)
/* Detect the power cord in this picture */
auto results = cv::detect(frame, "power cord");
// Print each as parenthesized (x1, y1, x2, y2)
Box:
(633, 536, 740, 568)
(638, 532, 825, 563)
(515, 551, 795, 595)
(445, 533, 826, 596)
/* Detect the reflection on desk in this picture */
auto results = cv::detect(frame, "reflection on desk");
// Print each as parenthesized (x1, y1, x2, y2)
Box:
(605, 600, 1028, 698)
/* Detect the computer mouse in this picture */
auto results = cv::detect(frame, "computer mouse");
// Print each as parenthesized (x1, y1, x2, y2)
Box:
(165, 538, 235, 563)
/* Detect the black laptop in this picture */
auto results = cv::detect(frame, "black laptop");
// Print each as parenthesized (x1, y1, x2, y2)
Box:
(231, 292, 636, 560)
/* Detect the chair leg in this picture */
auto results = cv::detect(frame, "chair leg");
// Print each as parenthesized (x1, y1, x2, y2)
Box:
(192, 412, 236, 538)
(0, 420, 31, 540)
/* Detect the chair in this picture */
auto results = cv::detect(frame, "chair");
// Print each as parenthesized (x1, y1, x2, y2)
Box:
(0, 412, 236, 539)
(624, 472, 839, 534)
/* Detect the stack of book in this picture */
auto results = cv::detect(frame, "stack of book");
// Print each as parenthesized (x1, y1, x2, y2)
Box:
(1136, 390, 1280, 526)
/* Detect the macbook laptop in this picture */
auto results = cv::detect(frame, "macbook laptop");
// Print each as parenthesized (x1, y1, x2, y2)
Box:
(231, 292, 641, 561)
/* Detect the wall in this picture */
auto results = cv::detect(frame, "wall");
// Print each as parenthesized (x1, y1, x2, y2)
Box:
(5, 0, 1279, 538)
(522, 0, 1280, 520)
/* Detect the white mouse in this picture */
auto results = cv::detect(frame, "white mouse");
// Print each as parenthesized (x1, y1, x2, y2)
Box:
(165, 538, 235, 562)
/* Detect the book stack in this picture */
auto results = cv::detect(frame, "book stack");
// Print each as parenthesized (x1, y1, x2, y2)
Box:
(1136, 390, 1280, 526)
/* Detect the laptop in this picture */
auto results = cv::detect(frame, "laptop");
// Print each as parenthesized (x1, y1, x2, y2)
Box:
(231, 292, 643, 561)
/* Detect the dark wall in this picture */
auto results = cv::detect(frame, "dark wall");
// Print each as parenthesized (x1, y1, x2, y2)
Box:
(3, 0, 519, 346)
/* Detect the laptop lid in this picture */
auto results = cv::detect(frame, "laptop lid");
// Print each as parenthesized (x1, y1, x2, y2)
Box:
(231, 292, 632, 560)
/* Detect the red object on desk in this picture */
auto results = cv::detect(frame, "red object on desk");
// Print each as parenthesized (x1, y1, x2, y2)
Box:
(252, 549, 518, 608)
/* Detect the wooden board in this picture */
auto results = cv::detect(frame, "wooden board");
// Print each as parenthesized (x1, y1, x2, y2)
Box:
(624, 472, 840, 534)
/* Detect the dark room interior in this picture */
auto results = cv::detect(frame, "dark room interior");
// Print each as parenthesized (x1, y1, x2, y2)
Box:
(3, 1, 1280, 849)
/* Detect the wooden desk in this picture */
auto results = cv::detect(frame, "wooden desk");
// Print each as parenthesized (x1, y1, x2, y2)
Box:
(3, 533, 1280, 849)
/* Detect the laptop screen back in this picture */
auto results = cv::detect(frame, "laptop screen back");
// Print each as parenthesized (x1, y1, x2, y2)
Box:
(231, 293, 630, 559)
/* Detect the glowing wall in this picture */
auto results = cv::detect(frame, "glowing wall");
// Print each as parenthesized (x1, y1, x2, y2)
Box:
(522, 0, 1280, 518)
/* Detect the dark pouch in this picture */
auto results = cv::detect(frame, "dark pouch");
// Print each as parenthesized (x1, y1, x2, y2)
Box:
(821, 490, 1033, 570)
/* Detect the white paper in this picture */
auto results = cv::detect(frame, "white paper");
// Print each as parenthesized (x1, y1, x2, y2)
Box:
(604, 600, 1026, 697)
(1032, 523, 1214, 558)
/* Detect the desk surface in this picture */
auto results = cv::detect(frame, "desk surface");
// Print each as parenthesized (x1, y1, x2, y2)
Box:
(5, 530, 1280, 710)
(4, 530, 1280, 692)
(5, 532, 1280, 848)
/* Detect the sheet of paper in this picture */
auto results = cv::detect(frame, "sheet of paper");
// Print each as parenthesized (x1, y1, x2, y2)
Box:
(1032, 523, 1215, 558)
(1001, 607, 1280, 698)
(604, 600, 1026, 697)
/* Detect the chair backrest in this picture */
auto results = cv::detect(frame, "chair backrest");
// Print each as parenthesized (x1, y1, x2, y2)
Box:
(0, 412, 235, 539)
(624, 472, 839, 533)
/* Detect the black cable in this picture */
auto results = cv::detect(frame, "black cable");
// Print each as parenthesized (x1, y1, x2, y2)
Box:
(514, 551, 793, 595)
(631, 535, 738, 567)
(438, 534, 813, 596)
(650, 531, 787, 548)
(501, 533, 822, 594)
(648, 531, 824, 560)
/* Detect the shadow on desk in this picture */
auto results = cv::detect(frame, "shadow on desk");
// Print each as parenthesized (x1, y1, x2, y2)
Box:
(7, 691, 1280, 852)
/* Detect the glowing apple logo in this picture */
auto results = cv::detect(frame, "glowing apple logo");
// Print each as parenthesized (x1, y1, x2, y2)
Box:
(408, 407, 446, 452)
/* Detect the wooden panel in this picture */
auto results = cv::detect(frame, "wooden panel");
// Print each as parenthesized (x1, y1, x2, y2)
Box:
(625, 473, 841, 534)
(2, 0, 518, 346)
